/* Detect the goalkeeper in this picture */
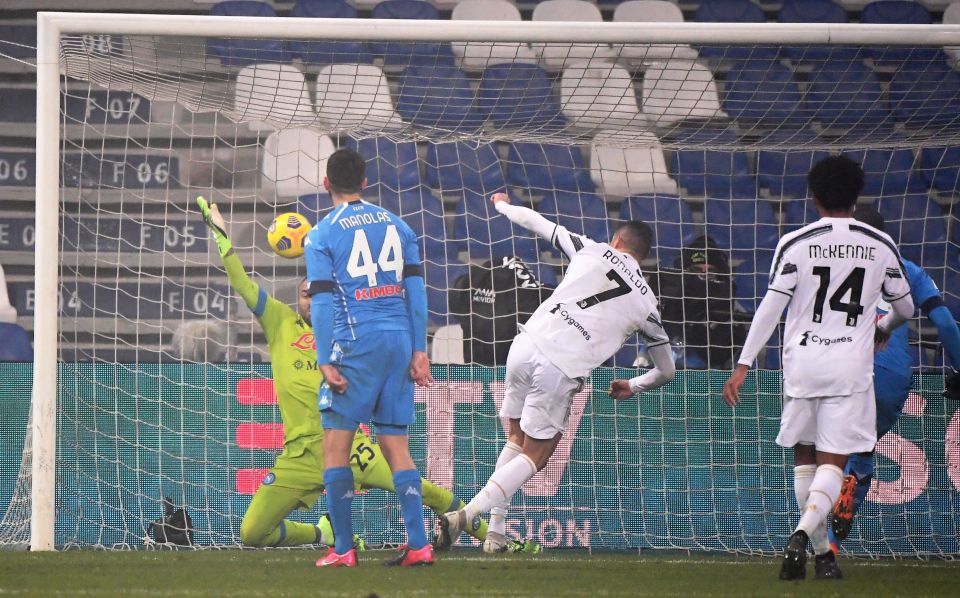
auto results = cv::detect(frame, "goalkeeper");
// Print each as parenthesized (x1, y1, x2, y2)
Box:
(198, 197, 534, 551)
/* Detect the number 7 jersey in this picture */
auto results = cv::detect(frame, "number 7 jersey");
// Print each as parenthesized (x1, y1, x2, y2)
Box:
(520, 228, 668, 379)
(768, 217, 911, 398)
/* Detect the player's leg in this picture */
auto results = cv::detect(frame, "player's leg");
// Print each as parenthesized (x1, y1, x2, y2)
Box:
(239, 483, 322, 547)
(776, 395, 821, 580)
(319, 416, 361, 566)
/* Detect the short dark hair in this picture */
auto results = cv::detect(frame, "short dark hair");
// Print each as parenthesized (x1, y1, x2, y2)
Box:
(326, 148, 366, 195)
(615, 220, 653, 260)
(852, 205, 886, 233)
(808, 155, 864, 213)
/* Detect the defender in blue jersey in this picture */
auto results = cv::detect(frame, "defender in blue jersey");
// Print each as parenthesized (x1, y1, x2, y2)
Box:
(829, 206, 960, 550)
(305, 149, 435, 568)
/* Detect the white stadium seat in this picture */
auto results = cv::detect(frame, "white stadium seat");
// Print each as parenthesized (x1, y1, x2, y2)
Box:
(261, 128, 336, 197)
(315, 63, 404, 133)
(640, 59, 726, 127)
(560, 61, 648, 131)
(613, 1, 699, 65)
(590, 130, 678, 196)
(233, 63, 315, 131)
(531, 0, 616, 72)
(450, 0, 539, 72)
(430, 323, 466, 364)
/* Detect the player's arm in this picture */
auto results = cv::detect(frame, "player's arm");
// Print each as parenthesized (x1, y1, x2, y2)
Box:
(304, 229, 347, 393)
(490, 192, 590, 259)
(876, 251, 915, 341)
(400, 226, 434, 388)
(609, 313, 675, 399)
(907, 263, 960, 398)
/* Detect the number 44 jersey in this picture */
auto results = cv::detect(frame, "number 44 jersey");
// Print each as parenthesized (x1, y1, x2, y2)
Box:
(769, 217, 912, 398)
(520, 229, 668, 380)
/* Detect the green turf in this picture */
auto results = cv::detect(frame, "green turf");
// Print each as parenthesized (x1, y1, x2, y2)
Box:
(1, 550, 958, 597)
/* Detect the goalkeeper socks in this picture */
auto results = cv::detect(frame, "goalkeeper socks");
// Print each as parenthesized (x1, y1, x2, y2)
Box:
(796, 464, 843, 537)
(465, 454, 537, 521)
(393, 469, 428, 551)
(323, 466, 356, 555)
(490, 442, 522, 536)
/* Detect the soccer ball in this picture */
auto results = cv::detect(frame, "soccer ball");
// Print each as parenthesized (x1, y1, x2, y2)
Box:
(267, 213, 311, 258)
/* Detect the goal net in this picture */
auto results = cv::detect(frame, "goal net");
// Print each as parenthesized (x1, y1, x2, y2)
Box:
(3, 13, 959, 557)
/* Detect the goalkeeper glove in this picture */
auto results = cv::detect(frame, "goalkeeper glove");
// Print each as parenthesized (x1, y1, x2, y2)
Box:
(944, 368, 960, 401)
(196, 196, 233, 258)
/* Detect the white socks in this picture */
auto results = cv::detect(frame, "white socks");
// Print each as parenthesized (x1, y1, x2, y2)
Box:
(489, 442, 522, 536)
(794, 464, 830, 554)
(464, 453, 537, 522)
(796, 464, 844, 549)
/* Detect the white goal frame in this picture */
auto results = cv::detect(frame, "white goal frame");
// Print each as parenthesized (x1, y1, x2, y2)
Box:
(32, 11, 960, 551)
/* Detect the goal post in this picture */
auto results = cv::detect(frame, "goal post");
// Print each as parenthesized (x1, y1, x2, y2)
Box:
(20, 10, 960, 554)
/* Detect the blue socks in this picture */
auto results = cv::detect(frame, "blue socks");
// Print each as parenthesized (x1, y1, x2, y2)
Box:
(323, 466, 355, 555)
(393, 469, 427, 550)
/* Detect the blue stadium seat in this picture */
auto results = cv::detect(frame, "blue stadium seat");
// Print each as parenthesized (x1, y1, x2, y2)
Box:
(396, 65, 484, 132)
(889, 64, 960, 129)
(375, 185, 449, 258)
(297, 193, 332, 223)
(722, 60, 804, 126)
(734, 253, 772, 314)
(207, 2, 284, 66)
(943, 271, 960, 319)
(0, 88, 36, 123)
(424, 261, 464, 324)
(425, 140, 505, 193)
(841, 147, 926, 197)
(875, 195, 953, 268)
(369, 1, 455, 68)
(704, 197, 779, 262)
(287, 0, 371, 65)
(476, 64, 565, 133)
(506, 142, 594, 193)
(450, 191, 538, 262)
(0, 323, 31, 361)
(343, 136, 421, 191)
(618, 194, 699, 265)
(778, 0, 856, 62)
(756, 129, 830, 199)
(669, 131, 756, 198)
(805, 60, 887, 129)
(536, 190, 611, 255)
(694, 0, 777, 61)
(0, 25, 37, 59)
(782, 199, 820, 233)
(860, 1, 938, 65)
(921, 146, 960, 195)
(0, 152, 35, 187)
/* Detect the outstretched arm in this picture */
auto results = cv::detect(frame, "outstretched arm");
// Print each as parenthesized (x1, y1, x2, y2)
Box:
(491, 193, 589, 259)
(198, 196, 260, 310)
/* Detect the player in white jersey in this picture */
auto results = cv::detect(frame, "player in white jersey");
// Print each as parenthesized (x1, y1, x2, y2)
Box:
(723, 156, 914, 581)
(441, 192, 676, 553)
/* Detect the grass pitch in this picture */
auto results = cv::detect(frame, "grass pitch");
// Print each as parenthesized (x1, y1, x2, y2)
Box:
(1, 549, 958, 597)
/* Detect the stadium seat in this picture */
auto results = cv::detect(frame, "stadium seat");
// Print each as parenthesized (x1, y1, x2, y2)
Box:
(612, 1, 699, 64)
(590, 130, 679, 196)
(920, 146, 960, 195)
(369, 1, 455, 69)
(694, 0, 777, 61)
(207, 2, 284, 66)
(376, 185, 449, 259)
(261, 129, 336, 196)
(860, 1, 938, 65)
(0, 322, 32, 361)
(315, 64, 403, 133)
(0, 25, 37, 60)
(889, 64, 960, 129)
(560, 62, 647, 131)
(450, 191, 539, 261)
(530, 0, 616, 72)
(943, 271, 960, 319)
(733, 253, 772, 314)
(425, 140, 505, 193)
(640, 59, 726, 129)
(618, 194, 699, 265)
(233, 64, 315, 131)
(476, 63, 566, 133)
(777, 0, 856, 62)
(805, 60, 887, 129)
(426, 262, 467, 325)
(536, 190, 611, 254)
(450, 0, 539, 72)
(841, 146, 926, 197)
(505, 142, 595, 193)
(296, 193, 333, 223)
(286, 0, 371, 65)
(944, 3, 960, 66)
(755, 128, 830, 199)
(669, 130, 755, 198)
(396, 65, 484, 132)
(431, 323, 466, 363)
(0, 264, 17, 324)
(875, 195, 953, 267)
(782, 199, 821, 233)
(704, 197, 780, 262)
(343, 135, 421, 191)
(721, 60, 804, 127)
(0, 88, 36, 123)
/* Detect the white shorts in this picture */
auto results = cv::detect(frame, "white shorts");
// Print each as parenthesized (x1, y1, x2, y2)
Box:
(775, 387, 877, 455)
(500, 333, 583, 440)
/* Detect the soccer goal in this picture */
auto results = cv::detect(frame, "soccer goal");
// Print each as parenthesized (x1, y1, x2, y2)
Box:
(3, 10, 959, 557)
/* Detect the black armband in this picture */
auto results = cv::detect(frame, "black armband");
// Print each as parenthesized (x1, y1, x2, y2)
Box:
(403, 264, 423, 278)
(919, 295, 944, 317)
(307, 280, 335, 296)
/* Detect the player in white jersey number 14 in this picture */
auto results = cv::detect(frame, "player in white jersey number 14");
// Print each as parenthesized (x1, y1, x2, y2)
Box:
(723, 156, 914, 581)
(441, 192, 676, 553)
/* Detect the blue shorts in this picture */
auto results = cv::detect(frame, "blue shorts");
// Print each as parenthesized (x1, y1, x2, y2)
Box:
(874, 366, 912, 440)
(319, 329, 415, 430)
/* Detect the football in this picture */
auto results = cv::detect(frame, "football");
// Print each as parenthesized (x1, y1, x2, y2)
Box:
(267, 213, 311, 258)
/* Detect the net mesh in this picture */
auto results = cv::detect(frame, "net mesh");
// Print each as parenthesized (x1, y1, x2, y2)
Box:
(2, 23, 959, 556)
